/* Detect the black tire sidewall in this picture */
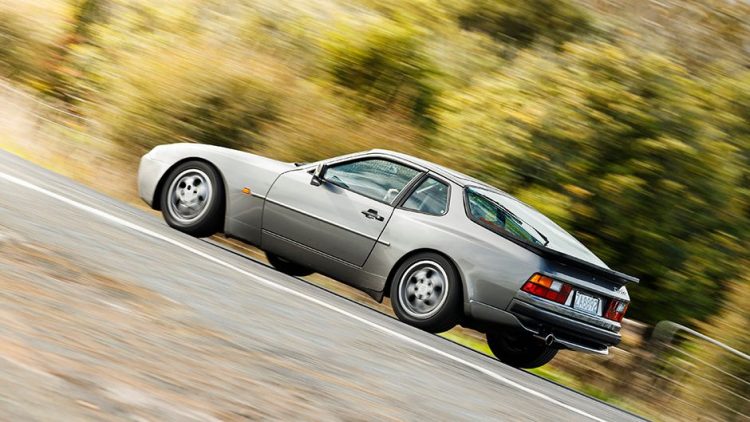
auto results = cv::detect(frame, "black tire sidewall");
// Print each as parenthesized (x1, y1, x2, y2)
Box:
(266, 252, 314, 277)
(390, 252, 461, 333)
(160, 160, 224, 237)
(486, 330, 558, 368)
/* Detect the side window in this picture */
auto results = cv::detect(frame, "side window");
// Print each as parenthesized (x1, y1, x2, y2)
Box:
(402, 177, 449, 215)
(325, 158, 420, 204)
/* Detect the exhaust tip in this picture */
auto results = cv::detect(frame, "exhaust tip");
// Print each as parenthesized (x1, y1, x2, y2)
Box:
(544, 334, 555, 346)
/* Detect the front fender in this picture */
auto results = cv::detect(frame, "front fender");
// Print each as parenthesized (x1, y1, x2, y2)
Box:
(137, 143, 294, 244)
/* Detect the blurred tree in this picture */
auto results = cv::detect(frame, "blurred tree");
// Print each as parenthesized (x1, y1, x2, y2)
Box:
(0, 9, 58, 86)
(715, 72, 750, 231)
(0, 12, 33, 79)
(456, 0, 592, 48)
(96, 46, 281, 150)
(73, 0, 109, 39)
(322, 18, 439, 129)
(48, 0, 110, 106)
(576, 0, 750, 72)
(437, 42, 746, 324)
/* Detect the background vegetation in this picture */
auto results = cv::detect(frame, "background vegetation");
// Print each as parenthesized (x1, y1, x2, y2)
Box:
(0, 0, 747, 417)
(9, 0, 746, 326)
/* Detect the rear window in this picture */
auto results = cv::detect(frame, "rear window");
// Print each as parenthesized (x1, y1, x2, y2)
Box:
(465, 187, 544, 245)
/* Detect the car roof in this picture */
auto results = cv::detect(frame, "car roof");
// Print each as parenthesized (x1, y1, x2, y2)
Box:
(367, 149, 608, 267)
(369, 149, 499, 190)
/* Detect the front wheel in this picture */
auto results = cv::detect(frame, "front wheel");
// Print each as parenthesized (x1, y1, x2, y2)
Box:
(160, 160, 224, 237)
(390, 253, 461, 333)
(486, 330, 558, 368)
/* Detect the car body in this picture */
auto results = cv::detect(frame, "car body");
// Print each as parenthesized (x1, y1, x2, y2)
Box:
(138, 143, 638, 367)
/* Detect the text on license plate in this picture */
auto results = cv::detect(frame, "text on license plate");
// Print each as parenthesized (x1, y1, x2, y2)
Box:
(573, 291, 600, 315)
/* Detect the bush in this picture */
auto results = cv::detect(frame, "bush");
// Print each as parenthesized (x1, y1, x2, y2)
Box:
(97, 47, 280, 151)
(0, 11, 41, 81)
(457, 0, 592, 48)
(322, 18, 439, 129)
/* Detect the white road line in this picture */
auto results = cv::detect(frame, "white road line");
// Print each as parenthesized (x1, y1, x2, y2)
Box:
(0, 171, 607, 422)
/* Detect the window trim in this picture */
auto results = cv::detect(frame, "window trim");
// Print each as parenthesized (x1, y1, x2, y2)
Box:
(319, 156, 425, 206)
(396, 172, 451, 216)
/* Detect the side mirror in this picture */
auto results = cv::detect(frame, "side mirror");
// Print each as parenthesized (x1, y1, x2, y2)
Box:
(311, 163, 328, 186)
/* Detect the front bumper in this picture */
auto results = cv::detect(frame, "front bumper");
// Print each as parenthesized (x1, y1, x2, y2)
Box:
(137, 154, 168, 208)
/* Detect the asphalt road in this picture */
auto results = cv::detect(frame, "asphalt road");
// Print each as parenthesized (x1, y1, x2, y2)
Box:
(0, 150, 644, 421)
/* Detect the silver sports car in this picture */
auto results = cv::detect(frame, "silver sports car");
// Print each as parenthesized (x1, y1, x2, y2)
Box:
(138, 143, 638, 368)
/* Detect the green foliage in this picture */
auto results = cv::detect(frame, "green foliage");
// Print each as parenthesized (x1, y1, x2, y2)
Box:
(0, 11, 48, 82)
(457, 0, 592, 48)
(577, 0, 750, 72)
(96, 48, 280, 150)
(437, 42, 747, 323)
(0, 12, 29, 78)
(73, 0, 109, 38)
(712, 71, 750, 226)
(322, 18, 439, 129)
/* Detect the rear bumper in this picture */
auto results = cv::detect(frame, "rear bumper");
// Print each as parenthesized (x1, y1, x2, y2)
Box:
(468, 293, 621, 354)
(509, 298, 620, 349)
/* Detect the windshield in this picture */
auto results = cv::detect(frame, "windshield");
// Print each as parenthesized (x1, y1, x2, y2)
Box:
(465, 187, 546, 245)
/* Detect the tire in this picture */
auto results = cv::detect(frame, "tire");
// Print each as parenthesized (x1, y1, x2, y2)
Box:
(160, 160, 224, 237)
(266, 252, 314, 277)
(389, 252, 461, 333)
(486, 330, 558, 369)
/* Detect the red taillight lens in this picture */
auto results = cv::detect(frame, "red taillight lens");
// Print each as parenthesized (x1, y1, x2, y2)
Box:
(605, 299, 629, 322)
(521, 274, 572, 304)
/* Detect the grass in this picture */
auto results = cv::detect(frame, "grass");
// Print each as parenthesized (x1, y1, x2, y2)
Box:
(439, 330, 492, 356)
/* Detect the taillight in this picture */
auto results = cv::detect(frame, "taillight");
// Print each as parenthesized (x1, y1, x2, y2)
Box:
(605, 299, 629, 322)
(521, 273, 572, 304)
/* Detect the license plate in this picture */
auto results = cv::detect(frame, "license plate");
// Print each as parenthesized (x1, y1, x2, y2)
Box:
(573, 291, 600, 315)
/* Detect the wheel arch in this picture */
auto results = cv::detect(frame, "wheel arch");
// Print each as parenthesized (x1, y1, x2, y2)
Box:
(152, 157, 229, 228)
(383, 248, 467, 305)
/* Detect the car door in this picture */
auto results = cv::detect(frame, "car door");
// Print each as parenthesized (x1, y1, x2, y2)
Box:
(262, 156, 423, 267)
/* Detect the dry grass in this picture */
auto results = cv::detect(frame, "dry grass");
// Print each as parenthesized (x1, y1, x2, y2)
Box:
(0, 0, 69, 43)
(0, 85, 142, 205)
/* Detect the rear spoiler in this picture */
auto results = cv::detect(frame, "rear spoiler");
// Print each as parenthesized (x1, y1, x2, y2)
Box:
(490, 229, 640, 286)
(534, 245, 639, 286)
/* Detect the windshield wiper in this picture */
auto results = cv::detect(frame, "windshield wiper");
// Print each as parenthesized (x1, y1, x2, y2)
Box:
(529, 224, 549, 246)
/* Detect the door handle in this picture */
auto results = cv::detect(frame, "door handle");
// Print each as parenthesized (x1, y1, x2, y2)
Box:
(361, 209, 384, 222)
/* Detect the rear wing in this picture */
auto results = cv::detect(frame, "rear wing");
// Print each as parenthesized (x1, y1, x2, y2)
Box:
(534, 246, 639, 287)
(491, 229, 640, 287)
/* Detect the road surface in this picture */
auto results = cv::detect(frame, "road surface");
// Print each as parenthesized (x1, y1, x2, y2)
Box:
(0, 150, 644, 421)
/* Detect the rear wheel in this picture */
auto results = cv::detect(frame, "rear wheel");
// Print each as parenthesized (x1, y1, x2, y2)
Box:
(160, 160, 224, 237)
(266, 252, 314, 277)
(390, 253, 461, 333)
(486, 330, 558, 368)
